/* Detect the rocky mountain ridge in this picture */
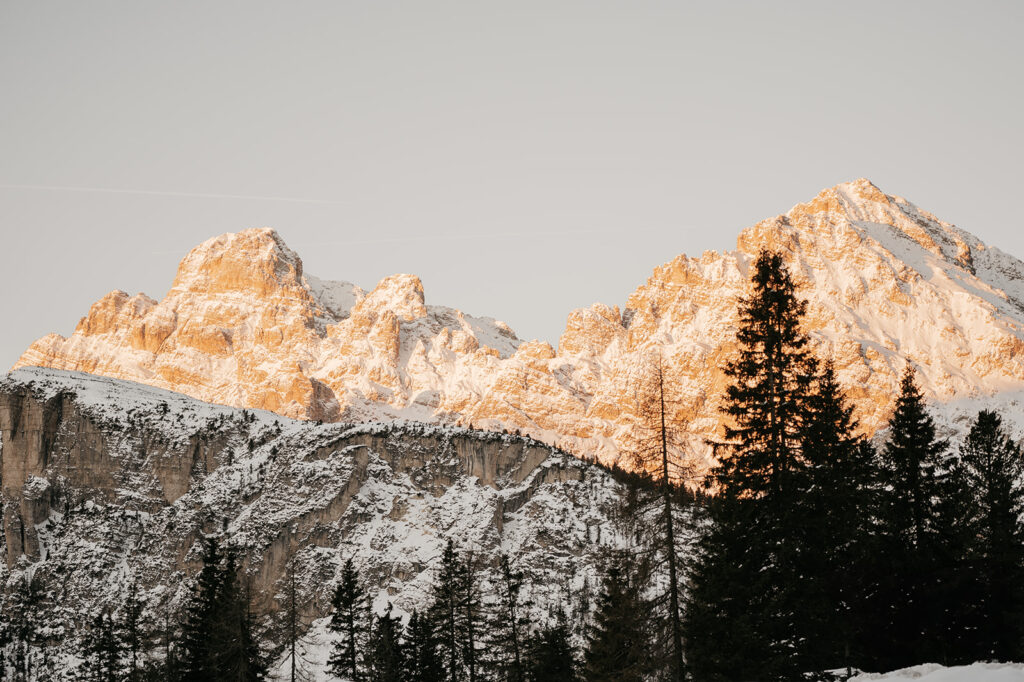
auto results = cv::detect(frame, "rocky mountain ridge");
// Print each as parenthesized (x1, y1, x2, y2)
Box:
(16, 179, 1024, 473)
(0, 367, 630, 673)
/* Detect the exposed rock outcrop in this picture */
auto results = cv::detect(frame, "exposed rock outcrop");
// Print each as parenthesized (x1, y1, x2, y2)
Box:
(0, 368, 620, 626)
(16, 180, 1024, 473)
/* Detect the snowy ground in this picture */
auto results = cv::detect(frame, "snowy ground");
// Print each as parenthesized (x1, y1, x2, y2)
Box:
(851, 662, 1024, 681)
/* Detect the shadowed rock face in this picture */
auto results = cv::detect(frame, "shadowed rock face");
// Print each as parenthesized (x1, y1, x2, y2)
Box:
(16, 181, 1024, 473)
(0, 368, 625, 659)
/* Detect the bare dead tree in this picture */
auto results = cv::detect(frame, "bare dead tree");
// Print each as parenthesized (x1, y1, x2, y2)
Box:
(625, 350, 701, 682)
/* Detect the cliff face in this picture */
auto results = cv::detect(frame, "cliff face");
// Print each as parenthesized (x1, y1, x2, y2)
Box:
(16, 179, 1024, 471)
(0, 368, 624, 655)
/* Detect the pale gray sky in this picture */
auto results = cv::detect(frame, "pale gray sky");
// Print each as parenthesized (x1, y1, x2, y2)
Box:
(2, 1, 1022, 368)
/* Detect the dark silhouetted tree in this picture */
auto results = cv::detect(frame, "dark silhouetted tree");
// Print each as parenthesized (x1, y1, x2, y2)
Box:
(328, 557, 369, 681)
(525, 611, 577, 682)
(366, 603, 404, 682)
(485, 554, 529, 682)
(957, 409, 1024, 661)
(868, 366, 951, 669)
(684, 249, 818, 680)
(583, 554, 650, 682)
(77, 612, 123, 682)
(402, 610, 444, 682)
(459, 551, 485, 682)
(796, 361, 877, 674)
(178, 537, 266, 681)
(122, 580, 147, 681)
(180, 537, 224, 680)
(430, 540, 464, 682)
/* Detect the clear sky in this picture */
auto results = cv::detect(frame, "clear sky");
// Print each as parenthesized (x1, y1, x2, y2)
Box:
(2, 1, 1022, 369)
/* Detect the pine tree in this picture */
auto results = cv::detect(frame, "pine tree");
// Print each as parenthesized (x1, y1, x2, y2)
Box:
(281, 557, 317, 682)
(796, 361, 877, 673)
(180, 537, 225, 680)
(122, 580, 147, 681)
(485, 554, 529, 682)
(625, 357, 690, 682)
(179, 537, 265, 681)
(958, 410, 1024, 661)
(583, 554, 650, 682)
(328, 558, 369, 681)
(868, 366, 951, 669)
(430, 540, 465, 682)
(366, 603, 404, 682)
(7, 573, 45, 681)
(159, 609, 181, 682)
(936, 452, 978, 664)
(714, 249, 818, 500)
(525, 611, 577, 682)
(683, 249, 818, 680)
(402, 611, 444, 682)
(683, 494, 767, 681)
(215, 554, 267, 682)
(459, 551, 485, 682)
(77, 611, 124, 682)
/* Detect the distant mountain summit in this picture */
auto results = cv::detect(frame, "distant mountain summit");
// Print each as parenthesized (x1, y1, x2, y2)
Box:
(17, 179, 1024, 471)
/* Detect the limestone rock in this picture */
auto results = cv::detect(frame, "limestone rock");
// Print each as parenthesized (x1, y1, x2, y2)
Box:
(16, 180, 1024, 474)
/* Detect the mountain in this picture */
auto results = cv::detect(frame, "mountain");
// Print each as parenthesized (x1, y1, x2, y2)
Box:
(0, 367, 631, 669)
(16, 179, 1024, 472)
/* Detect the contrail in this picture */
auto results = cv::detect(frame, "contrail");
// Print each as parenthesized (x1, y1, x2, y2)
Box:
(0, 183, 346, 205)
(291, 229, 607, 247)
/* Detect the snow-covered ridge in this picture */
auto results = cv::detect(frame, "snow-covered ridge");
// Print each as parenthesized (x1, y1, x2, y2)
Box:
(3, 366, 286, 434)
(0, 367, 633, 672)
(14, 180, 1024, 473)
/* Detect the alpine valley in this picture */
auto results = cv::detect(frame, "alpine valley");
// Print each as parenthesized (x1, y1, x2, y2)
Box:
(6, 179, 1024, 679)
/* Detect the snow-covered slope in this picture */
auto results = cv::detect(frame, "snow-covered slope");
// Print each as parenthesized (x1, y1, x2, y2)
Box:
(0, 367, 631, 672)
(850, 662, 1024, 681)
(16, 179, 1024, 473)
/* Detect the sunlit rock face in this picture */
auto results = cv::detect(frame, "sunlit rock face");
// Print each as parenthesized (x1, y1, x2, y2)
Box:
(17, 180, 1024, 473)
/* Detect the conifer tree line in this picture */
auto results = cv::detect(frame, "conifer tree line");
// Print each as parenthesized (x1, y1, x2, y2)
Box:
(682, 249, 1024, 680)
(58, 535, 267, 681)
(324, 543, 587, 682)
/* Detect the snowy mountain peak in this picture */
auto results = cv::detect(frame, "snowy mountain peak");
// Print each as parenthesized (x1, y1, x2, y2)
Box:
(356, 273, 428, 322)
(756, 178, 977, 274)
(171, 227, 311, 299)
(14, 181, 1024, 472)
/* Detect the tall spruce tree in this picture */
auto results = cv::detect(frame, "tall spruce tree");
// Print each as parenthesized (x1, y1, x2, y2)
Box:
(485, 554, 529, 682)
(458, 550, 485, 682)
(158, 609, 181, 681)
(180, 536, 224, 681)
(796, 361, 877, 673)
(958, 410, 1024, 661)
(328, 558, 368, 681)
(430, 539, 465, 682)
(714, 249, 818, 499)
(583, 554, 650, 682)
(179, 537, 266, 681)
(525, 611, 577, 682)
(402, 610, 444, 682)
(365, 604, 404, 682)
(77, 612, 123, 682)
(122, 580, 147, 681)
(281, 557, 318, 682)
(683, 249, 819, 680)
(868, 366, 950, 670)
